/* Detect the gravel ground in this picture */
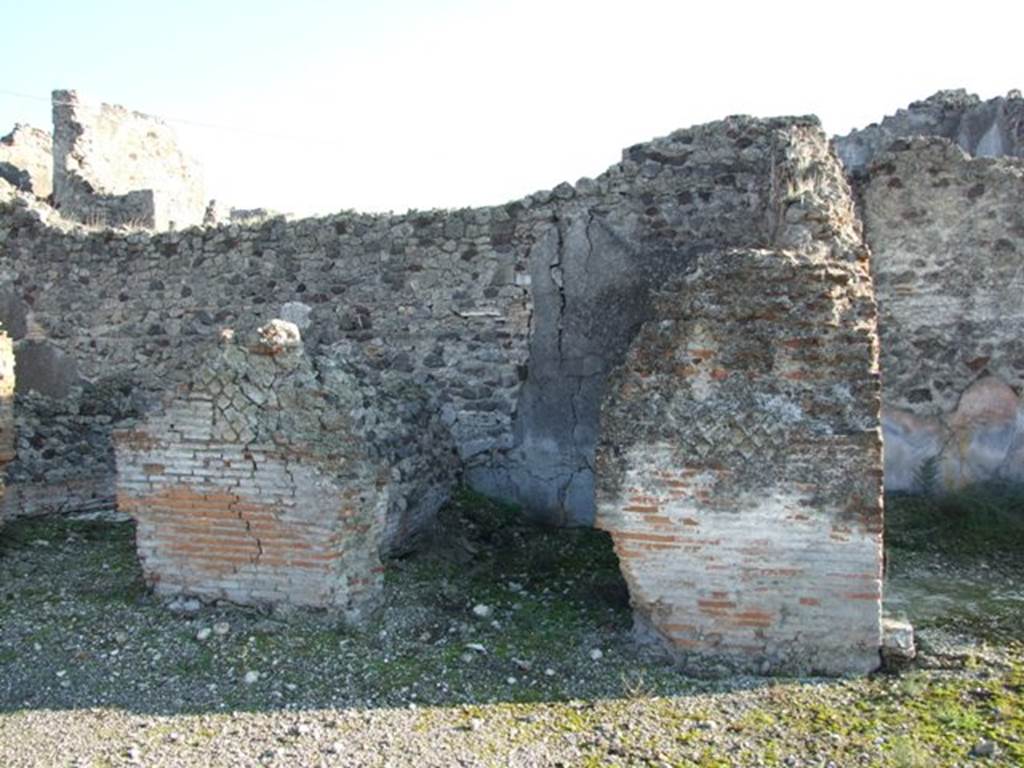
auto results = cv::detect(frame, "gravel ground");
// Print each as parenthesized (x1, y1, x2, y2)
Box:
(1, 494, 1021, 767)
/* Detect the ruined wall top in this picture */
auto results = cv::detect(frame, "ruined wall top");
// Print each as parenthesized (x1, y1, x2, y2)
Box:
(51, 90, 206, 231)
(834, 89, 1024, 174)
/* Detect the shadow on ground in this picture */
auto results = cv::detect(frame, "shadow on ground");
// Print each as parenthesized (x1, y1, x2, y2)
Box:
(0, 490, 704, 716)
(1, 491, 1023, 766)
(0, 489, 1019, 718)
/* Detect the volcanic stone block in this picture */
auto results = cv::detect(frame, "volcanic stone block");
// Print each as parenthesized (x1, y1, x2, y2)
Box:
(52, 90, 206, 230)
(114, 321, 458, 618)
(595, 248, 884, 676)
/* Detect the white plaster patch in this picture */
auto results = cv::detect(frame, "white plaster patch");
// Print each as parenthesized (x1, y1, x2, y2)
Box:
(754, 393, 805, 424)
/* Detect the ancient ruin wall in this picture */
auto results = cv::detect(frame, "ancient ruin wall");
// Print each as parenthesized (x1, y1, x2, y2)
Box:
(860, 138, 1024, 490)
(469, 116, 861, 523)
(52, 90, 206, 230)
(0, 194, 533, 519)
(0, 125, 52, 199)
(0, 115, 856, 525)
(0, 333, 13, 532)
(835, 89, 1024, 175)
(595, 248, 883, 675)
(595, 133, 884, 675)
(115, 322, 457, 615)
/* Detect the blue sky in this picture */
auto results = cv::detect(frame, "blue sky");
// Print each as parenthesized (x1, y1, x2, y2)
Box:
(3, 0, 1023, 215)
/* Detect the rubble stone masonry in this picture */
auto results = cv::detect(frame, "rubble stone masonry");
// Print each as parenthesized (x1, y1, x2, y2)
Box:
(0, 113, 863, 527)
(11, 85, 1023, 669)
(52, 90, 206, 231)
(0, 124, 52, 199)
(5, 110, 900, 535)
(2, 88, 1023, 519)
(859, 139, 1024, 491)
(834, 89, 1024, 175)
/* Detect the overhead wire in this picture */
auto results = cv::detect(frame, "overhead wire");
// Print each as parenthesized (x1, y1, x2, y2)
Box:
(0, 87, 343, 146)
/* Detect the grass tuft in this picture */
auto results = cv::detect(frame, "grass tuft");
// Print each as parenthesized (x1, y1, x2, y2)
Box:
(886, 481, 1024, 554)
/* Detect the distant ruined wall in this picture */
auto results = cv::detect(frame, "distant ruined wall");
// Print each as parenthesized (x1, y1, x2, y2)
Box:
(0, 114, 859, 526)
(0, 125, 52, 199)
(859, 138, 1024, 491)
(52, 90, 206, 230)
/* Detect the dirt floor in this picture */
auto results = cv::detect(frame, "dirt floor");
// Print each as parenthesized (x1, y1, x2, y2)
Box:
(0, 491, 1021, 767)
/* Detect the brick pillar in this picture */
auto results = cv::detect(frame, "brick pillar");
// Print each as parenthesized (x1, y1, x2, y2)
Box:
(115, 321, 457, 619)
(595, 248, 884, 676)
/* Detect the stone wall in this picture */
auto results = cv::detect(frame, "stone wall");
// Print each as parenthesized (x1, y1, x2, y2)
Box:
(829, 90, 1024, 493)
(3, 86, 1022, 520)
(0, 113, 862, 526)
(2, 377, 141, 518)
(7, 84, 1018, 519)
(465, 116, 875, 523)
(0, 193, 533, 519)
(0, 125, 52, 199)
(0, 332, 14, 532)
(52, 90, 206, 230)
(115, 321, 457, 615)
(859, 137, 1024, 491)
(595, 133, 884, 675)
